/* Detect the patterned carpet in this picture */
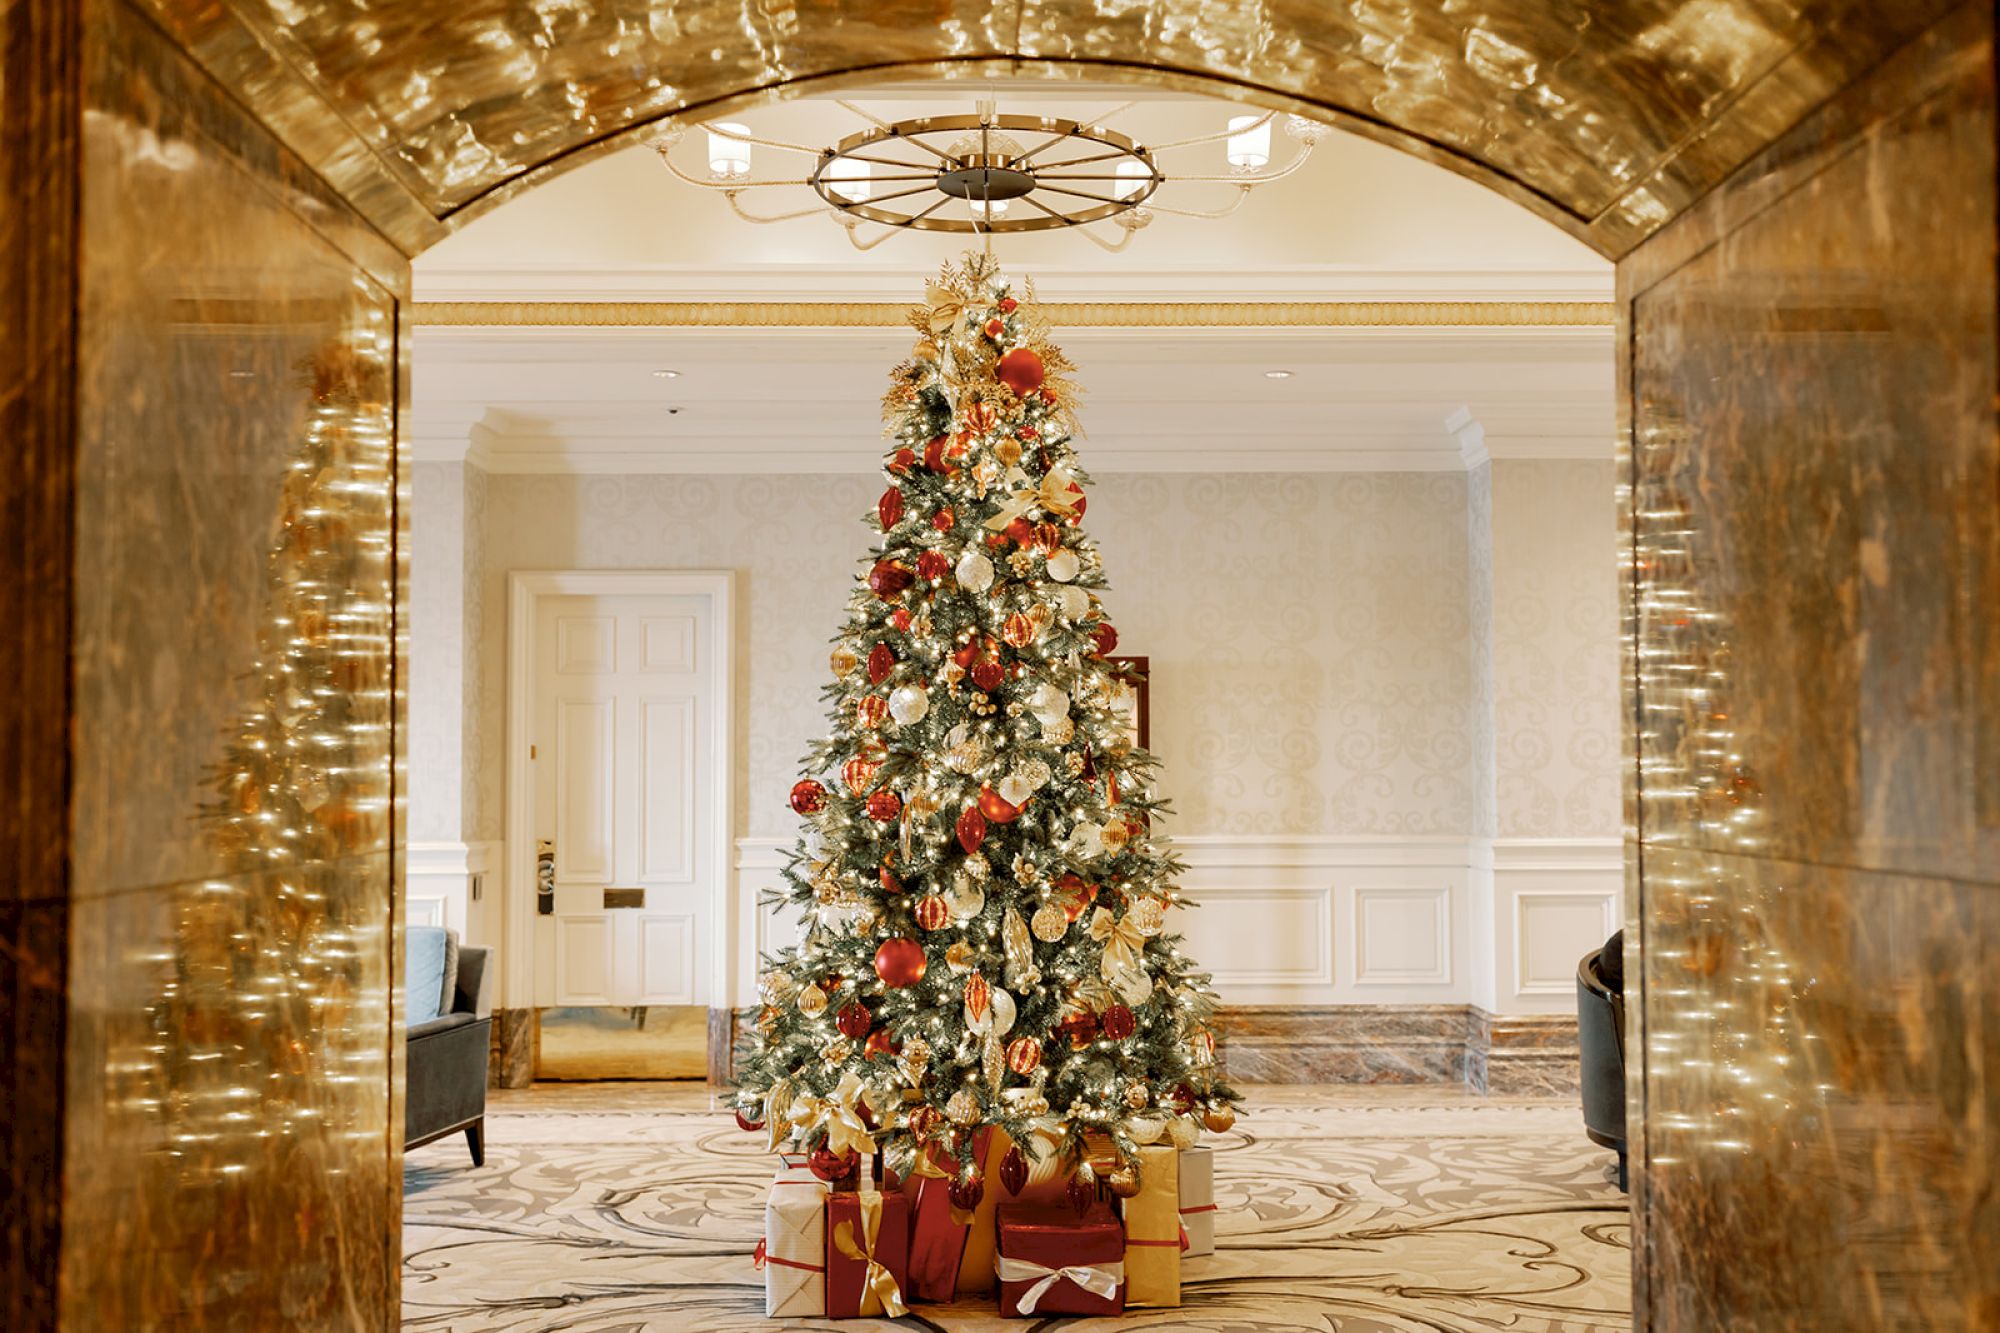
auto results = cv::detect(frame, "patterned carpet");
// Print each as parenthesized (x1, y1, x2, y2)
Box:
(403, 1087, 1631, 1332)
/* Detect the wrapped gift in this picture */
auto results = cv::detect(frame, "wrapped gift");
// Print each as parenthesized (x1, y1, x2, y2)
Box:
(954, 1125, 1013, 1295)
(1179, 1145, 1216, 1257)
(902, 1130, 987, 1303)
(779, 1150, 809, 1169)
(996, 1202, 1125, 1318)
(1121, 1145, 1182, 1307)
(760, 1167, 829, 1317)
(825, 1187, 910, 1318)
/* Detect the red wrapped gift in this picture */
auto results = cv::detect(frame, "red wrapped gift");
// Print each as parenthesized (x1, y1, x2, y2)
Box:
(901, 1130, 988, 1303)
(996, 1202, 1126, 1318)
(825, 1188, 911, 1319)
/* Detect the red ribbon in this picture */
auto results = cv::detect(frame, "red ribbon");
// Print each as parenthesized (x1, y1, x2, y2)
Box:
(1129, 1225, 1192, 1253)
(1179, 1204, 1218, 1215)
(754, 1238, 825, 1274)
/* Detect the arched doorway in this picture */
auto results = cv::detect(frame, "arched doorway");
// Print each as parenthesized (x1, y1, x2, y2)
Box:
(5, 2, 1991, 1328)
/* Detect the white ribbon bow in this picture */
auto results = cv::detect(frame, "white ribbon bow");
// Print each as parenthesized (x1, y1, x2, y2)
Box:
(997, 1255, 1125, 1313)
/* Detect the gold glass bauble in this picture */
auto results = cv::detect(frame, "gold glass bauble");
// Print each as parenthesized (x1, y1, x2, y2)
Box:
(797, 983, 828, 1017)
(1203, 1106, 1237, 1133)
(1031, 902, 1069, 942)
(1106, 1163, 1143, 1198)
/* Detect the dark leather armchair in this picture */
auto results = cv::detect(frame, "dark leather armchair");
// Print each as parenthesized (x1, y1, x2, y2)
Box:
(406, 942, 491, 1165)
(1576, 929, 1626, 1190)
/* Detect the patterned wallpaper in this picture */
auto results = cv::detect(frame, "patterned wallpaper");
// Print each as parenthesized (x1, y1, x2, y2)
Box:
(409, 461, 465, 843)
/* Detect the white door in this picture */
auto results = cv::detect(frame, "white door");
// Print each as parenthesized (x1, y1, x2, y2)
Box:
(530, 592, 716, 1009)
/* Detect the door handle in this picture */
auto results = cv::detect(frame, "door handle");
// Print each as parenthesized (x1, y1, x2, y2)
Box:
(603, 887, 645, 909)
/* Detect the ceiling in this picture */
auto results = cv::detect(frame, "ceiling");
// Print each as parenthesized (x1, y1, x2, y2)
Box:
(410, 85, 1614, 475)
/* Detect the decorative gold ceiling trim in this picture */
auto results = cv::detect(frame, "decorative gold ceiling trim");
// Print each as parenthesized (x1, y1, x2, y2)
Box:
(410, 300, 1614, 329)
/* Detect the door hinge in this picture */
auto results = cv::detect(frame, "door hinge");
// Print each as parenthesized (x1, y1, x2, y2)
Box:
(530, 743, 537, 759)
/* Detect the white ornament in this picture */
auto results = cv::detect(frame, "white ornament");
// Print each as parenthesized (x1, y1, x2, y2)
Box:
(1045, 548, 1080, 582)
(889, 684, 930, 725)
(989, 988, 1017, 1037)
(1128, 1112, 1171, 1145)
(998, 773, 1035, 808)
(956, 549, 994, 593)
(1067, 821, 1104, 858)
(1028, 683, 1069, 723)
(1058, 586, 1090, 620)
(803, 828, 828, 859)
(1042, 715, 1074, 744)
(1020, 758, 1053, 790)
(1168, 1116, 1202, 1149)
(946, 874, 986, 921)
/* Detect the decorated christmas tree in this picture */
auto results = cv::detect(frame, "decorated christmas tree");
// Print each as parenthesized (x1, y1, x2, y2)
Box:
(733, 255, 1240, 1207)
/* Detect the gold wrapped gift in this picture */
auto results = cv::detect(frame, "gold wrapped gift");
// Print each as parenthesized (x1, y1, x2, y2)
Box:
(1120, 1145, 1181, 1307)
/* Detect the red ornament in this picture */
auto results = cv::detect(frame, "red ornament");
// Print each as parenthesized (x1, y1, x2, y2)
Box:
(1059, 1009, 1100, 1049)
(842, 756, 881, 794)
(887, 446, 916, 475)
(867, 643, 896, 684)
(836, 1001, 873, 1040)
(866, 789, 902, 822)
(998, 297, 1018, 314)
(923, 435, 954, 474)
(996, 347, 1046, 395)
(1003, 516, 1034, 546)
(789, 779, 827, 815)
(856, 695, 889, 729)
(1005, 1036, 1042, 1076)
(1002, 612, 1036, 648)
(971, 661, 1005, 692)
(1092, 622, 1119, 656)
(951, 638, 982, 669)
(1031, 522, 1061, 555)
(890, 607, 914, 632)
(931, 507, 955, 531)
(983, 317, 1005, 340)
(1101, 1004, 1136, 1041)
(879, 865, 903, 894)
(1170, 1082, 1198, 1114)
(810, 1146, 859, 1183)
(964, 402, 998, 434)
(999, 1145, 1029, 1196)
(874, 937, 927, 988)
(864, 1028, 898, 1059)
(1016, 424, 1039, 441)
(879, 486, 905, 530)
(914, 894, 950, 930)
(956, 806, 988, 853)
(949, 1167, 986, 1212)
(917, 550, 950, 582)
(977, 787, 1022, 825)
(1066, 1174, 1096, 1217)
(734, 1106, 764, 1133)
(1057, 874, 1098, 923)
(869, 560, 913, 598)
(1067, 485, 1088, 522)
(908, 1105, 942, 1140)
(964, 973, 991, 1025)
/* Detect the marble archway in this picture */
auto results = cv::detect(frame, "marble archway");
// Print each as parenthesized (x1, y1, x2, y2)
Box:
(4, 1, 1993, 1329)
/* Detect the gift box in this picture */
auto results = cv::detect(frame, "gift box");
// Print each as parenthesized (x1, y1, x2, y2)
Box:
(825, 1187, 910, 1319)
(1179, 1145, 1216, 1257)
(903, 1129, 988, 1303)
(760, 1167, 829, 1317)
(954, 1125, 1013, 1294)
(995, 1202, 1126, 1318)
(1121, 1145, 1182, 1307)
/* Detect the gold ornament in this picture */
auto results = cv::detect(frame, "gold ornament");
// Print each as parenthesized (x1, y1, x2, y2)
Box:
(1203, 1106, 1237, 1133)
(946, 940, 978, 973)
(1128, 894, 1167, 936)
(901, 1036, 932, 1070)
(962, 852, 991, 880)
(1031, 902, 1069, 942)
(759, 970, 796, 1006)
(1099, 822, 1130, 854)
(1005, 1036, 1042, 1076)
(1168, 1115, 1201, 1149)
(797, 983, 828, 1017)
(1124, 1083, 1149, 1110)
(825, 1038, 854, 1065)
(1106, 1163, 1143, 1198)
(995, 437, 1023, 467)
(830, 645, 859, 678)
(946, 1088, 981, 1126)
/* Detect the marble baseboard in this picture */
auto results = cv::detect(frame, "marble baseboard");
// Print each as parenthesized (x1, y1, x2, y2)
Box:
(1220, 1005, 1580, 1094)
(488, 1008, 534, 1089)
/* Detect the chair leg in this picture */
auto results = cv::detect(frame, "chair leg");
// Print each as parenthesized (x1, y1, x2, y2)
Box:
(1616, 1151, 1628, 1192)
(466, 1120, 485, 1167)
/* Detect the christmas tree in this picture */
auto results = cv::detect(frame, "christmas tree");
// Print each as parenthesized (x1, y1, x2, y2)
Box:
(734, 254, 1240, 1204)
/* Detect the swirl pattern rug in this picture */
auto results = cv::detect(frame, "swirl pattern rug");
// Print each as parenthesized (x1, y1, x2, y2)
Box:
(403, 1087, 1631, 1331)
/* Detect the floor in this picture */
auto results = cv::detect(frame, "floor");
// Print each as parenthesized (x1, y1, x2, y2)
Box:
(535, 1005, 708, 1080)
(403, 1083, 1631, 1332)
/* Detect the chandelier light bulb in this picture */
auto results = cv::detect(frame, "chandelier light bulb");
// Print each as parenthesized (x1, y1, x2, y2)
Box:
(825, 156, 872, 203)
(706, 122, 752, 178)
(1226, 114, 1271, 171)
(968, 197, 1011, 220)
(1114, 160, 1150, 200)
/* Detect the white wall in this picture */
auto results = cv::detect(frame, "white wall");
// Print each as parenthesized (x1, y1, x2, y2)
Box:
(409, 462, 1621, 1013)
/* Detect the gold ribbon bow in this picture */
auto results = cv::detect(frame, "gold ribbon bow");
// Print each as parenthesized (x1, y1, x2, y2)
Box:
(762, 1077, 796, 1154)
(983, 464, 1083, 532)
(923, 281, 969, 338)
(793, 1071, 877, 1161)
(1088, 906, 1153, 1003)
(833, 1189, 910, 1318)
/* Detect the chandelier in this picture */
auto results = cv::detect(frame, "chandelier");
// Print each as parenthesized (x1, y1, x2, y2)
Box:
(652, 100, 1321, 251)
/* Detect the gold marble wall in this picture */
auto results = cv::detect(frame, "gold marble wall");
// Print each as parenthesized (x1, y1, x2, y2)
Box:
(50, 0, 409, 1325)
(1620, 3, 2000, 1324)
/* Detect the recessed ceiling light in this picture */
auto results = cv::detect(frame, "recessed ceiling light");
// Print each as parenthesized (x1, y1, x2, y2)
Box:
(652, 369, 682, 379)
(1264, 369, 1293, 379)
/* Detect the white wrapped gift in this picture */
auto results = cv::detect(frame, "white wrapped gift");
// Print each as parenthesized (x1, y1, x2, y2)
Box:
(1179, 1146, 1216, 1257)
(761, 1166, 829, 1316)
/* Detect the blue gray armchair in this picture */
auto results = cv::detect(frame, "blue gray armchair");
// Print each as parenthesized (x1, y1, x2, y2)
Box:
(404, 926, 491, 1165)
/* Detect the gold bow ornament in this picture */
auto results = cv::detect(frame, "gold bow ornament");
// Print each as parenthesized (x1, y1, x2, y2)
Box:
(984, 464, 1084, 533)
(789, 1071, 878, 1161)
(1088, 906, 1154, 1004)
(832, 1189, 910, 1318)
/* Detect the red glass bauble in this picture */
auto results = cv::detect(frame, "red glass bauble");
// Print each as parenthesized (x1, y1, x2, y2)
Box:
(917, 550, 950, 582)
(1066, 1174, 1096, 1217)
(867, 643, 896, 683)
(1005, 1036, 1042, 1075)
(890, 607, 913, 632)
(952, 638, 982, 669)
(977, 787, 1022, 824)
(1171, 1082, 1198, 1114)
(1001, 612, 1035, 648)
(734, 1107, 764, 1133)
(999, 1145, 1029, 1196)
(1092, 622, 1119, 656)
(810, 1146, 859, 1183)
(949, 1167, 986, 1211)
(856, 694, 889, 728)
(908, 1105, 942, 1140)
(887, 446, 916, 475)
(874, 937, 927, 988)
(1101, 1003, 1136, 1041)
(789, 779, 827, 815)
(879, 864, 903, 894)
(842, 756, 881, 794)
(931, 506, 955, 532)
(836, 1000, 872, 1040)
(866, 789, 902, 822)
(996, 347, 1046, 395)
(955, 806, 988, 854)
(983, 317, 1005, 341)
(971, 661, 1005, 692)
(864, 1028, 897, 1059)
(1032, 522, 1063, 555)
(869, 560, 913, 598)
(998, 296, 1019, 314)
(1003, 516, 1035, 546)
(914, 894, 950, 930)
(878, 486, 905, 531)
(1067, 485, 1087, 522)
(923, 435, 953, 474)
(1060, 1010, 1100, 1049)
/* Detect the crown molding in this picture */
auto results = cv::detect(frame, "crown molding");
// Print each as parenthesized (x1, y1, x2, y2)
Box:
(411, 298, 1613, 329)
